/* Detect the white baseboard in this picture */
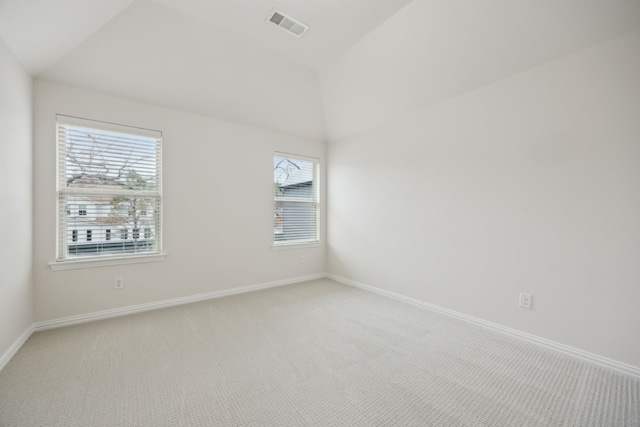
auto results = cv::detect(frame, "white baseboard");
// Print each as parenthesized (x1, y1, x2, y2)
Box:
(10, 272, 639, 380)
(327, 273, 640, 380)
(0, 324, 34, 372)
(34, 273, 326, 331)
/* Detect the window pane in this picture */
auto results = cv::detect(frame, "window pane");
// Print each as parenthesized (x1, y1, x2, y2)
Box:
(274, 156, 315, 199)
(63, 193, 159, 256)
(60, 127, 159, 191)
(273, 154, 318, 245)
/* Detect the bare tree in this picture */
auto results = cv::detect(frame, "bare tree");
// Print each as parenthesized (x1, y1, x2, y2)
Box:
(65, 132, 153, 187)
(110, 171, 154, 250)
(64, 130, 157, 251)
(274, 158, 301, 184)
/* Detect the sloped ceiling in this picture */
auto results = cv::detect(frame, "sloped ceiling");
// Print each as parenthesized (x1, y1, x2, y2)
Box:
(0, 0, 136, 75)
(151, 0, 414, 71)
(0, 0, 412, 74)
(35, 0, 328, 140)
(0, 0, 412, 140)
(1, 0, 639, 140)
(320, 0, 640, 139)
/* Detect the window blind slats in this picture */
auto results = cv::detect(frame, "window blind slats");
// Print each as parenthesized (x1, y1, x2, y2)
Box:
(273, 154, 319, 245)
(59, 187, 161, 198)
(56, 115, 163, 260)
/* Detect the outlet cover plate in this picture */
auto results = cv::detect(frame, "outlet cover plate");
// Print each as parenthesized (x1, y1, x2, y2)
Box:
(519, 293, 532, 309)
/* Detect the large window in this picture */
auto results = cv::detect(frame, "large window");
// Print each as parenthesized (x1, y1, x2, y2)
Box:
(56, 115, 162, 260)
(273, 153, 319, 246)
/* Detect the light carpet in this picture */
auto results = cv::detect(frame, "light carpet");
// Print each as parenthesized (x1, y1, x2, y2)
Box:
(0, 279, 638, 426)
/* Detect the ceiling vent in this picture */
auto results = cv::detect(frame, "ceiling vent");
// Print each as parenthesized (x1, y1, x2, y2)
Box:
(267, 8, 309, 38)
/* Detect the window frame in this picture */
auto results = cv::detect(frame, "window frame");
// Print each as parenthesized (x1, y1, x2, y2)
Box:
(272, 152, 320, 249)
(51, 115, 165, 270)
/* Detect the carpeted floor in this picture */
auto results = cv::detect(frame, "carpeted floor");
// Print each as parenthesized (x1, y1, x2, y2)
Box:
(0, 279, 638, 426)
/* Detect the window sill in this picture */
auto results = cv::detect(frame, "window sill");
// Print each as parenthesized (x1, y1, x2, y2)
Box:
(272, 242, 322, 251)
(49, 253, 166, 271)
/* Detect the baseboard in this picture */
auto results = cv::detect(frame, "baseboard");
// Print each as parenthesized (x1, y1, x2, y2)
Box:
(327, 273, 640, 380)
(21, 272, 640, 380)
(34, 273, 326, 331)
(0, 324, 34, 372)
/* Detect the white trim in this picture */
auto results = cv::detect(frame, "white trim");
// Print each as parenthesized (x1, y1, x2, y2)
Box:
(34, 273, 325, 331)
(50, 253, 166, 270)
(327, 274, 640, 380)
(56, 114, 161, 139)
(272, 242, 322, 250)
(0, 325, 34, 372)
(274, 151, 318, 164)
(14, 273, 639, 380)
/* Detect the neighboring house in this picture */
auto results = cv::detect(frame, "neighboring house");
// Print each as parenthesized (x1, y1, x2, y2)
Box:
(65, 191, 156, 256)
(274, 180, 315, 242)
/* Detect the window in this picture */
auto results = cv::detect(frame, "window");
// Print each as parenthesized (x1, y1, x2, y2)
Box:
(273, 153, 319, 246)
(133, 228, 140, 240)
(144, 228, 151, 239)
(56, 115, 162, 261)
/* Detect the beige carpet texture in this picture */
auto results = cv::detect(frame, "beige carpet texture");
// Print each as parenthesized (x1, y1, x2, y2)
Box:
(0, 279, 638, 426)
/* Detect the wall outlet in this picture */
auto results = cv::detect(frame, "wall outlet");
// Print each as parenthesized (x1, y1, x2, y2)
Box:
(114, 277, 124, 290)
(299, 256, 305, 264)
(519, 293, 532, 309)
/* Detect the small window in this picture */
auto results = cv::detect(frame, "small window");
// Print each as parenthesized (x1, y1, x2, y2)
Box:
(86, 230, 92, 242)
(78, 204, 87, 216)
(106, 229, 111, 241)
(133, 228, 140, 240)
(144, 228, 151, 239)
(273, 153, 320, 246)
(66, 205, 71, 215)
(72, 230, 78, 242)
(121, 229, 128, 240)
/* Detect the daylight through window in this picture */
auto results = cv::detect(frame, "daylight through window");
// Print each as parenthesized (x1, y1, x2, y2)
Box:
(56, 115, 162, 260)
(273, 153, 319, 246)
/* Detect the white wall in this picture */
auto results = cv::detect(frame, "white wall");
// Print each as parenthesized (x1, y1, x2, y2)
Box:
(326, 31, 640, 367)
(33, 80, 325, 322)
(0, 38, 33, 358)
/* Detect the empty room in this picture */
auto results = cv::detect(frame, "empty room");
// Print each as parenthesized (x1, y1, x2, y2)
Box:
(1, 0, 639, 425)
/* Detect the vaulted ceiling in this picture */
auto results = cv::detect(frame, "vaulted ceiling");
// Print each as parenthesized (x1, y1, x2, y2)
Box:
(1, 0, 639, 140)
(0, 0, 413, 74)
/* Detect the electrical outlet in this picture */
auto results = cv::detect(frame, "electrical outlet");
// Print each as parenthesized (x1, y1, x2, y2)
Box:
(114, 277, 124, 290)
(519, 293, 532, 309)
(299, 256, 305, 264)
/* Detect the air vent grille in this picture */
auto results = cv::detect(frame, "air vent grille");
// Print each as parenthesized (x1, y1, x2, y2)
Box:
(267, 8, 308, 38)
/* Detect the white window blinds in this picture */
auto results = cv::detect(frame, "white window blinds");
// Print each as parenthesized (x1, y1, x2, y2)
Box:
(56, 115, 163, 260)
(273, 153, 319, 245)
